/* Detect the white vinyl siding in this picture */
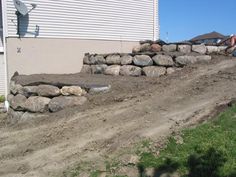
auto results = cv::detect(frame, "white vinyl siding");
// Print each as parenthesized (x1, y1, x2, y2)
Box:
(6, 0, 158, 41)
(0, 54, 5, 95)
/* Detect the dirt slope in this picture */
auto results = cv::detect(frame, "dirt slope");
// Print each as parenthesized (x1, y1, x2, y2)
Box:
(0, 56, 236, 177)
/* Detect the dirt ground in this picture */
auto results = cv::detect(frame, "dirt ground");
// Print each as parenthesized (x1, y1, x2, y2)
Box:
(1, 55, 236, 177)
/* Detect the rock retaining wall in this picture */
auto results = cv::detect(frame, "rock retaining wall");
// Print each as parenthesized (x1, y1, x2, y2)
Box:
(81, 43, 228, 77)
(8, 81, 111, 121)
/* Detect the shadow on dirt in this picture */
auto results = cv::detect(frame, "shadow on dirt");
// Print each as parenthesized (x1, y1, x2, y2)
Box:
(138, 147, 236, 177)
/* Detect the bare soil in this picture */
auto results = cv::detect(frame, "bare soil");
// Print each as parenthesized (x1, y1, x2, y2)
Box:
(1, 56, 236, 177)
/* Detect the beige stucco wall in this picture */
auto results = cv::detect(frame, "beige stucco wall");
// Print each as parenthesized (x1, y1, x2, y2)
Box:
(6, 37, 138, 77)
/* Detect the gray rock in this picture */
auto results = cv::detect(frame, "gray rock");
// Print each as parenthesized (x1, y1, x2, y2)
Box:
(178, 45, 191, 53)
(206, 46, 218, 54)
(9, 94, 27, 111)
(120, 65, 142, 77)
(167, 67, 176, 75)
(81, 65, 92, 74)
(91, 64, 108, 74)
(192, 44, 207, 54)
(83, 54, 94, 64)
(132, 45, 141, 53)
(49, 96, 87, 112)
(37, 85, 61, 97)
(162, 44, 177, 52)
(143, 66, 166, 77)
(133, 55, 153, 66)
(9, 80, 23, 95)
(106, 55, 121, 65)
(140, 43, 151, 52)
(20, 112, 48, 122)
(24, 96, 51, 113)
(93, 55, 106, 64)
(7, 108, 24, 123)
(120, 55, 133, 65)
(61, 86, 84, 96)
(218, 46, 227, 52)
(89, 85, 111, 94)
(152, 55, 174, 66)
(21, 86, 38, 97)
(104, 65, 120, 76)
(175, 56, 197, 66)
(151, 44, 162, 52)
(196, 55, 212, 62)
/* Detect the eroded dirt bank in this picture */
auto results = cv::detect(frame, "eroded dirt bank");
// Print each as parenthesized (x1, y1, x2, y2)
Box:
(0, 56, 236, 177)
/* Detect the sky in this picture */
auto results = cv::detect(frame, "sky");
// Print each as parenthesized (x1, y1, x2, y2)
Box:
(159, 0, 236, 42)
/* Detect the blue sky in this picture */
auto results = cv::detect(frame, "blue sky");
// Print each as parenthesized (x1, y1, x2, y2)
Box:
(159, 0, 236, 42)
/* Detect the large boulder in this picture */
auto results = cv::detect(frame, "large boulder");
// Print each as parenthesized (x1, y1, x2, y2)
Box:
(152, 55, 174, 66)
(49, 96, 87, 112)
(80, 65, 92, 74)
(133, 55, 153, 66)
(24, 96, 51, 113)
(140, 43, 151, 52)
(162, 44, 177, 52)
(206, 46, 219, 54)
(143, 66, 166, 77)
(178, 45, 191, 53)
(104, 65, 120, 76)
(92, 55, 106, 64)
(8, 108, 24, 123)
(192, 44, 207, 54)
(9, 94, 27, 111)
(120, 55, 133, 65)
(37, 85, 61, 97)
(83, 54, 95, 64)
(175, 56, 197, 66)
(195, 55, 212, 62)
(106, 55, 121, 65)
(61, 86, 84, 96)
(120, 65, 142, 77)
(167, 67, 176, 75)
(151, 44, 162, 52)
(91, 64, 108, 74)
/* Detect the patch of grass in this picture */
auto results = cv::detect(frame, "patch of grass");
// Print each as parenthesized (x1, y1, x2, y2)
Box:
(138, 104, 236, 177)
(0, 95, 5, 103)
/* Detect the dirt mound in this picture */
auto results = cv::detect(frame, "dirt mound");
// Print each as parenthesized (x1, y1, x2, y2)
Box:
(0, 56, 236, 177)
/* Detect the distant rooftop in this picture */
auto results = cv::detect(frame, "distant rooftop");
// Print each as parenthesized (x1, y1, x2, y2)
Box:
(190, 31, 226, 42)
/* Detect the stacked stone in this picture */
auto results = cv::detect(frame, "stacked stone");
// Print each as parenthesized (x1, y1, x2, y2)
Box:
(82, 43, 215, 77)
(7, 81, 90, 121)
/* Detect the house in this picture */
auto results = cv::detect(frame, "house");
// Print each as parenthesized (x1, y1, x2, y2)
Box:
(190, 31, 225, 45)
(0, 0, 160, 97)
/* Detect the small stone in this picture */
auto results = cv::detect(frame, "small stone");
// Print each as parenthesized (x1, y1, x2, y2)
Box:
(37, 85, 61, 97)
(196, 55, 212, 62)
(178, 45, 191, 53)
(9, 80, 23, 95)
(9, 94, 27, 111)
(162, 44, 177, 52)
(167, 67, 176, 75)
(49, 96, 87, 112)
(61, 86, 83, 96)
(143, 66, 166, 77)
(120, 55, 133, 65)
(106, 55, 121, 65)
(151, 44, 162, 52)
(192, 44, 207, 54)
(132, 45, 141, 53)
(175, 56, 197, 66)
(24, 96, 51, 113)
(133, 55, 153, 66)
(89, 85, 111, 94)
(81, 65, 92, 74)
(120, 65, 142, 76)
(91, 64, 108, 74)
(152, 55, 174, 66)
(140, 43, 151, 52)
(104, 65, 120, 76)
